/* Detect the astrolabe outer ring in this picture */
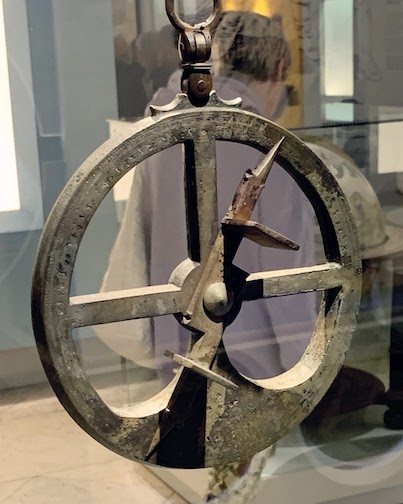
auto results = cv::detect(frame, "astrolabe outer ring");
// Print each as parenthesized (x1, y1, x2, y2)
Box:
(31, 92, 362, 468)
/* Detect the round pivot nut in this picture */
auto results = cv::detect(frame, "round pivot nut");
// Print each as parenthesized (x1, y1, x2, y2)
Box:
(182, 70, 213, 106)
(204, 282, 234, 317)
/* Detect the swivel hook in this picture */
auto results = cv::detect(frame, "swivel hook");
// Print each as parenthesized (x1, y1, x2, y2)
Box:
(165, 1, 221, 106)
(165, 0, 221, 33)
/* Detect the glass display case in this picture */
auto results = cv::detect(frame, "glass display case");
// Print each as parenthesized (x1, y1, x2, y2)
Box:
(1, 0, 403, 502)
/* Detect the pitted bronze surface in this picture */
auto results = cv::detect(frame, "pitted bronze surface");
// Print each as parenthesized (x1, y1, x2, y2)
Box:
(32, 92, 361, 468)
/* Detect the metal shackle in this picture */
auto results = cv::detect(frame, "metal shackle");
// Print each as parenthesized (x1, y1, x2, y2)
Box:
(165, 0, 221, 33)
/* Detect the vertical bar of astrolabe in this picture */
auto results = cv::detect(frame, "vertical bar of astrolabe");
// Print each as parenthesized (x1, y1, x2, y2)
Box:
(183, 132, 218, 263)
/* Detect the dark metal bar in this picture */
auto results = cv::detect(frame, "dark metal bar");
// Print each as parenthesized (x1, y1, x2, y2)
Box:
(242, 263, 345, 301)
(165, 349, 238, 389)
(68, 284, 184, 328)
(183, 134, 218, 263)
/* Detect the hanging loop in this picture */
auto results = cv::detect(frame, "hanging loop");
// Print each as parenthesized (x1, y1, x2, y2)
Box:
(165, 0, 221, 33)
(165, 1, 221, 106)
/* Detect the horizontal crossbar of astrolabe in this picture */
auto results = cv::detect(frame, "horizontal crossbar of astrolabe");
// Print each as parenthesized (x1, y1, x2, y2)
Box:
(67, 262, 345, 328)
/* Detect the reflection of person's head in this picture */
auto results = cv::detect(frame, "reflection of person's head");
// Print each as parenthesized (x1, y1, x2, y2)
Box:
(158, 25, 180, 68)
(136, 32, 158, 72)
(212, 11, 291, 119)
(114, 35, 130, 64)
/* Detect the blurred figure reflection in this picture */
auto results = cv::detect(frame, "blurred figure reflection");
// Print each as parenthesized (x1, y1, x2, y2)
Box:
(114, 34, 148, 119)
(101, 10, 317, 385)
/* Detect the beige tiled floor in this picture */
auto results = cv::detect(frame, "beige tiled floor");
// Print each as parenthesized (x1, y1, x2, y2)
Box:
(0, 383, 189, 504)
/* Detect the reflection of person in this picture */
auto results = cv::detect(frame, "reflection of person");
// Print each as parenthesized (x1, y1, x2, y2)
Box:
(212, 12, 291, 120)
(100, 9, 317, 384)
(114, 35, 148, 119)
(150, 25, 180, 92)
(100, 9, 318, 500)
(135, 27, 180, 100)
(135, 31, 159, 101)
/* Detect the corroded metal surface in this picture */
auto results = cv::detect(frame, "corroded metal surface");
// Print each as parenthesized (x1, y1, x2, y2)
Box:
(206, 449, 272, 502)
(166, 0, 220, 106)
(32, 91, 362, 468)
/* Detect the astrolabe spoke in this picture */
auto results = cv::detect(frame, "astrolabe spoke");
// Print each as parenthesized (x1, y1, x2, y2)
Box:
(145, 323, 226, 465)
(241, 263, 347, 301)
(68, 284, 186, 328)
(183, 132, 219, 263)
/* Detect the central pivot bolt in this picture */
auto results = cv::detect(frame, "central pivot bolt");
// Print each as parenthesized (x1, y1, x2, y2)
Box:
(203, 282, 234, 318)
